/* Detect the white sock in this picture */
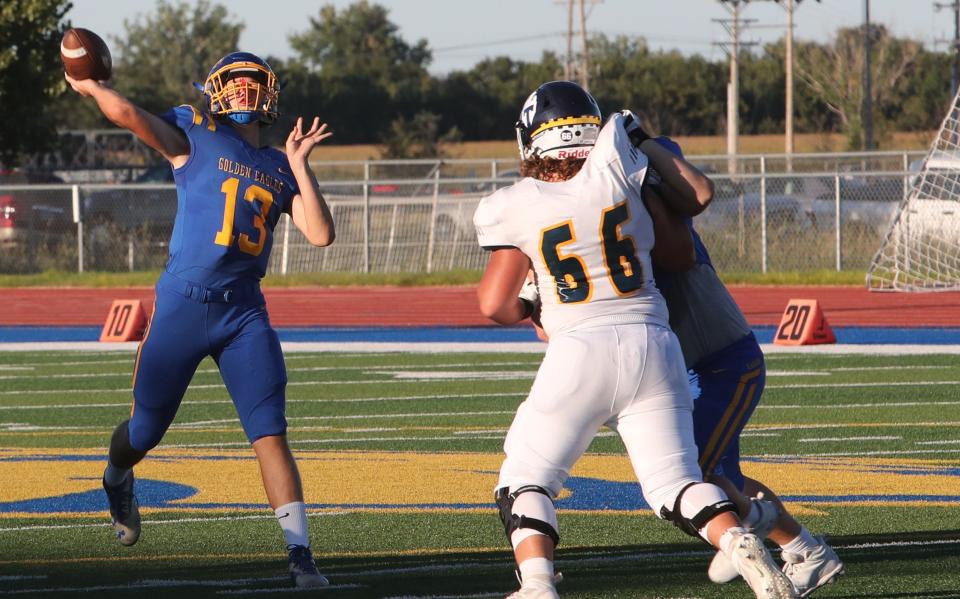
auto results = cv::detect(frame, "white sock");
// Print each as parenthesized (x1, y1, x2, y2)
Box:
(275, 501, 310, 548)
(781, 527, 818, 555)
(518, 556, 554, 582)
(103, 462, 130, 487)
(718, 526, 749, 555)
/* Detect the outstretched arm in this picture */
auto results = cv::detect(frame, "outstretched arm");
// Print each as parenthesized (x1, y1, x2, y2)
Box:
(65, 75, 189, 167)
(286, 117, 336, 247)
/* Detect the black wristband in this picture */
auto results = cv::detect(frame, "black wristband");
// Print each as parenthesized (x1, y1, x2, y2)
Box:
(519, 298, 536, 320)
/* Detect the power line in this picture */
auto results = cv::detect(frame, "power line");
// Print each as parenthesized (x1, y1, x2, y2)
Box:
(432, 33, 566, 54)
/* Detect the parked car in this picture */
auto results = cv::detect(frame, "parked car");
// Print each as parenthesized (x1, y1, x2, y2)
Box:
(82, 165, 177, 233)
(0, 169, 70, 245)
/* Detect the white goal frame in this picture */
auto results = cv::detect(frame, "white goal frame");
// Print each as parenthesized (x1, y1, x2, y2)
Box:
(866, 89, 960, 291)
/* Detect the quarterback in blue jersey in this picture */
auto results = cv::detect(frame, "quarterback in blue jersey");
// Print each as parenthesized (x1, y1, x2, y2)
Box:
(66, 52, 334, 588)
(648, 138, 844, 597)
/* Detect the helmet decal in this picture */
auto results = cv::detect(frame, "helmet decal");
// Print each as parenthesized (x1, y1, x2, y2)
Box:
(520, 91, 538, 129)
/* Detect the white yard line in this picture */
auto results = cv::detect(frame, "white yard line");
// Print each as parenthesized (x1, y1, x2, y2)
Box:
(0, 393, 960, 414)
(0, 377, 530, 398)
(766, 371, 831, 376)
(0, 393, 528, 411)
(749, 422, 960, 432)
(828, 365, 953, 372)
(759, 401, 960, 409)
(16, 358, 131, 367)
(767, 380, 960, 389)
(915, 439, 960, 445)
(765, 448, 960, 457)
(217, 584, 364, 594)
(3, 342, 960, 354)
(797, 436, 901, 443)
(2, 376, 957, 400)
(380, 593, 503, 599)
(0, 511, 350, 534)
(0, 362, 538, 381)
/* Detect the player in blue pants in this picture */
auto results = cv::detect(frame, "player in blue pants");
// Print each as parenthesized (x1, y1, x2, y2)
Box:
(66, 52, 335, 588)
(649, 138, 845, 597)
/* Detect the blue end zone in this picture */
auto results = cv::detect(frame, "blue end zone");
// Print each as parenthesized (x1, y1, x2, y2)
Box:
(1, 325, 958, 344)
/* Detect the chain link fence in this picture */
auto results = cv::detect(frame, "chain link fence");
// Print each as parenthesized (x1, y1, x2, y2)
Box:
(1, 165, 912, 276)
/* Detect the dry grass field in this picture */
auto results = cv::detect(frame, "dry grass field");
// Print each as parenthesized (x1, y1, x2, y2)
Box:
(307, 131, 934, 162)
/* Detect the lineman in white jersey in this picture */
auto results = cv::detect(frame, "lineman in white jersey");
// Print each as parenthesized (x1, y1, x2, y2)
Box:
(474, 81, 797, 599)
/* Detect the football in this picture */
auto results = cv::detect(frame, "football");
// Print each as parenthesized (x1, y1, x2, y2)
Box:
(61, 28, 112, 81)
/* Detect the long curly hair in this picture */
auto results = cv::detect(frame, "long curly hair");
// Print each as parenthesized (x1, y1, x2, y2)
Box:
(519, 156, 587, 182)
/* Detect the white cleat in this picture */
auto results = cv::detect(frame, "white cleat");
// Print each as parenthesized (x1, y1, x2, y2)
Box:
(709, 495, 780, 584)
(506, 574, 560, 599)
(727, 532, 799, 599)
(782, 537, 845, 597)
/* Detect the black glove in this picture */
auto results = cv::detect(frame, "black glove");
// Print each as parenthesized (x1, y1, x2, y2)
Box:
(617, 109, 651, 147)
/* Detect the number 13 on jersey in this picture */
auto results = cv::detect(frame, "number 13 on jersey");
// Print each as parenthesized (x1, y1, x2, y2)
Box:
(539, 200, 645, 304)
(214, 177, 275, 257)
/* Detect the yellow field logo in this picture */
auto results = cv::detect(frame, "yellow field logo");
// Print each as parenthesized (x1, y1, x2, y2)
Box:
(1, 449, 958, 517)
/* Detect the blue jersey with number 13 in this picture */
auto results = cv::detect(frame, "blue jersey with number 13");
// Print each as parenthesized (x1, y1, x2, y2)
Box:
(159, 105, 300, 288)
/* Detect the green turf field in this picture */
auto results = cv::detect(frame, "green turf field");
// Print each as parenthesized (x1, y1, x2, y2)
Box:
(1, 349, 959, 598)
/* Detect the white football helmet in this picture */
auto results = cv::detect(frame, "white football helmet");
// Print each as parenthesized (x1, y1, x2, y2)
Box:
(515, 81, 602, 160)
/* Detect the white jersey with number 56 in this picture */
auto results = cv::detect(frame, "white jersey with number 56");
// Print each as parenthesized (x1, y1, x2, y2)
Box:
(474, 112, 669, 337)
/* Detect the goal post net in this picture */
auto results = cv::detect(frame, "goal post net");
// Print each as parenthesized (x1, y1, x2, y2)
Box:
(866, 90, 960, 291)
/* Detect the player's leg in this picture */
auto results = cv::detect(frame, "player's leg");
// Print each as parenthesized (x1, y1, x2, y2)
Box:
(103, 289, 206, 546)
(496, 329, 617, 598)
(743, 478, 845, 597)
(612, 325, 796, 599)
(695, 338, 843, 594)
(692, 336, 765, 492)
(216, 310, 327, 588)
(689, 337, 785, 581)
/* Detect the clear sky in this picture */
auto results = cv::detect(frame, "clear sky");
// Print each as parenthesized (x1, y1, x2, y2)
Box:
(66, 0, 953, 74)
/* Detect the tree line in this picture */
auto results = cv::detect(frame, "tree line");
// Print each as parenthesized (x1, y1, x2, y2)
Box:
(2, 0, 955, 165)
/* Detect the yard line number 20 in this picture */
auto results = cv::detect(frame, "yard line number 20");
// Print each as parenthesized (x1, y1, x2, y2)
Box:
(539, 200, 644, 303)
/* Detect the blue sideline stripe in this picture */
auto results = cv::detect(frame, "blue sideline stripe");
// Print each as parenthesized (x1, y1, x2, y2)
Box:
(0, 325, 957, 344)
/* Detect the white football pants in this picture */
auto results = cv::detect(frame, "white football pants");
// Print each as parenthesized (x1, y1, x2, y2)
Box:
(497, 322, 702, 516)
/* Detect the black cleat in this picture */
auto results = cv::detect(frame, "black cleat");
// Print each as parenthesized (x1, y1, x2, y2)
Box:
(287, 544, 329, 588)
(102, 470, 140, 546)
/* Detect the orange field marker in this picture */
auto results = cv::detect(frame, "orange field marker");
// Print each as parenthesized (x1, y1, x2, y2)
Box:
(99, 299, 147, 342)
(773, 299, 836, 346)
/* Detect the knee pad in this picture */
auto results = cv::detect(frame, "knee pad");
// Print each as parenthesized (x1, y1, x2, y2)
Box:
(659, 482, 737, 540)
(109, 419, 148, 469)
(495, 485, 560, 548)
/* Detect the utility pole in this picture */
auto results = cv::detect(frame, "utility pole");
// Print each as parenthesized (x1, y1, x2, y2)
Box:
(862, 0, 874, 150)
(935, 1, 960, 97)
(778, 1, 820, 160)
(555, 0, 601, 87)
(579, 0, 590, 90)
(784, 0, 795, 157)
(734, 1, 821, 158)
(716, 1, 757, 173)
(565, 0, 574, 80)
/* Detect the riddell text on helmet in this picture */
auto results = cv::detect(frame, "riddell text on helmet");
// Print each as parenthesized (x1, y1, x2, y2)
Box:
(556, 148, 592, 159)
